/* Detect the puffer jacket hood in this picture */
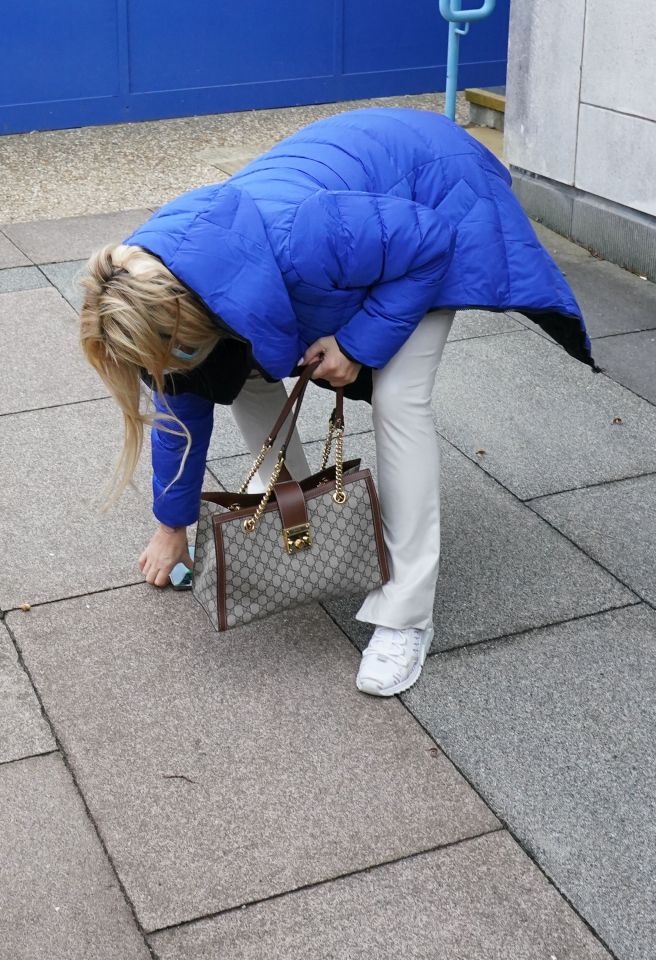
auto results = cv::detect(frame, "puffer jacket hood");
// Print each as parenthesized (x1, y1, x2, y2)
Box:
(125, 107, 600, 380)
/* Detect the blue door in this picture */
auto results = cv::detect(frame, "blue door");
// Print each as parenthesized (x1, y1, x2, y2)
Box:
(0, 0, 509, 135)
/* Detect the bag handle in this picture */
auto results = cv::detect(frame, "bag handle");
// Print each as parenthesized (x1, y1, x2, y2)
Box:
(238, 361, 344, 496)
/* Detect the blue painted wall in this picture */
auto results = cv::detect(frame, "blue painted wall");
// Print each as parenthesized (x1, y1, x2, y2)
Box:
(0, 0, 509, 135)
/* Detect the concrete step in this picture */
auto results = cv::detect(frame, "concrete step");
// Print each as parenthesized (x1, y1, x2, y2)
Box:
(465, 86, 505, 131)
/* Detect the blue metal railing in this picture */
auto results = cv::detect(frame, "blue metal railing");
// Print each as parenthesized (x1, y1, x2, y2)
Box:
(439, 0, 497, 120)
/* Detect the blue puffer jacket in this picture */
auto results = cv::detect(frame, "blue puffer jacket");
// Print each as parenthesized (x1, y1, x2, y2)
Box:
(124, 107, 599, 527)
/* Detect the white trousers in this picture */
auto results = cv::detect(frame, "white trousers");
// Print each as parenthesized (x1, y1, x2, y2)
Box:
(230, 309, 455, 632)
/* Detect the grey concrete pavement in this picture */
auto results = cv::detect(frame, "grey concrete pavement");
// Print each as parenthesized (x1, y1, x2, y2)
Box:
(151, 832, 612, 960)
(403, 604, 656, 960)
(7, 590, 497, 931)
(0, 752, 151, 960)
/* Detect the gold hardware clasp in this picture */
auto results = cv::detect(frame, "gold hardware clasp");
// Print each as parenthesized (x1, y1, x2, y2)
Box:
(283, 522, 312, 555)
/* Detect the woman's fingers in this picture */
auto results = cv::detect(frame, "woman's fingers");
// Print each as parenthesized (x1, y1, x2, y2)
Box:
(153, 567, 171, 587)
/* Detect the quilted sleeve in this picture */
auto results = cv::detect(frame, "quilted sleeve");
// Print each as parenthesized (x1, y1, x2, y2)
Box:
(150, 390, 214, 527)
(291, 190, 456, 367)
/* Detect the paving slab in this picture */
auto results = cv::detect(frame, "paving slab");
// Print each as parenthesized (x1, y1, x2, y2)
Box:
(433, 329, 656, 499)
(40, 259, 87, 312)
(319, 434, 635, 652)
(403, 603, 656, 960)
(2, 209, 151, 264)
(0, 265, 50, 294)
(448, 308, 524, 341)
(530, 473, 656, 605)
(0, 623, 54, 764)
(0, 287, 108, 414)
(7, 588, 498, 932)
(0, 398, 218, 610)
(0, 229, 31, 268)
(589, 329, 656, 404)
(532, 221, 597, 263)
(151, 831, 611, 960)
(0, 752, 150, 960)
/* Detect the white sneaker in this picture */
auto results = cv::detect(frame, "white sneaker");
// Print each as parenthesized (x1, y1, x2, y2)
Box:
(355, 624, 434, 697)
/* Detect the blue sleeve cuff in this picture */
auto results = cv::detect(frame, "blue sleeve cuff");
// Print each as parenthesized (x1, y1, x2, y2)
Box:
(150, 391, 214, 527)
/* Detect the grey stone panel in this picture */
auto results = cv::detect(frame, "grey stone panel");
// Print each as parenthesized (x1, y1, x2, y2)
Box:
(580, 0, 656, 122)
(0, 288, 108, 415)
(40, 259, 88, 312)
(572, 191, 656, 283)
(2, 209, 151, 264)
(432, 330, 656, 500)
(0, 265, 50, 294)
(0, 397, 218, 610)
(0, 752, 151, 960)
(7, 589, 498, 931)
(151, 831, 612, 960)
(575, 105, 656, 218)
(0, 230, 31, 268)
(322, 437, 635, 653)
(529, 473, 656, 605)
(0, 623, 54, 763)
(510, 167, 574, 238)
(403, 603, 656, 960)
(504, 0, 585, 183)
(590, 330, 656, 404)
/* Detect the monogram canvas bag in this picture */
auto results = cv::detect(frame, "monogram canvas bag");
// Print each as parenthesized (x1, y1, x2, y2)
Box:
(192, 363, 390, 631)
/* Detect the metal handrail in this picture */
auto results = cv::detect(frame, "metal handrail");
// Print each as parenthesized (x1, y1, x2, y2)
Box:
(439, 0, 497, 120)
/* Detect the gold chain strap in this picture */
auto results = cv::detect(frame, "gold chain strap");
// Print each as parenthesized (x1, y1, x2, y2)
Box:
(243, 455, 285, 532)
(333, 426, 346, 504)
(238, 440, 273, 495)
(320, 416, 335, 471)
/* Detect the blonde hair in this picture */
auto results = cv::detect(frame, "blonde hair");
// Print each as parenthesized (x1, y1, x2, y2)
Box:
(79, 243, 221, 511)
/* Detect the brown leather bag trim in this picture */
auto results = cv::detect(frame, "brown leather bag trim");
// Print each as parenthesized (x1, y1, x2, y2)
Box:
(274, 479, 309, 533)
(214, 521, 228, 631)
(364, 472, 390, 584)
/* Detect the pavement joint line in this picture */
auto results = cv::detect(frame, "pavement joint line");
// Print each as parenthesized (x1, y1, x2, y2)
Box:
(592, 324, 656, 339)
(525, 467, 656, 502)
(0, 230, 32, 262)
(425, 599, 644, 661)
(2, 617, 159, 960)
(0, 748, 59, 770)
(145, 825, 506, 937)
(0, 394, 111, 419)
(394, 693, 623, 960)
(3, 578, 146, 615)
(33, 262, 83, 313)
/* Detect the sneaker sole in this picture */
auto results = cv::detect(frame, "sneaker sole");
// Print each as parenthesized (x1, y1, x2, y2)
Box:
(356, 626, 434, 698)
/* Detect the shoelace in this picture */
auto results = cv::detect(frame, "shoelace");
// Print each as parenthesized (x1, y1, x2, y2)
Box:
(365, 628, 423, 668)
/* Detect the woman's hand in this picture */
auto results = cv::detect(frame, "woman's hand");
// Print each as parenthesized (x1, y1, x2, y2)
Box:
(139, 524, 193, 587)
(300, 336, 361, 387)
